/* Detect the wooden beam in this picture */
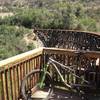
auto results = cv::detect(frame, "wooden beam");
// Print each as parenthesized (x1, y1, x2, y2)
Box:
(43, 47, 100, 58)
(35, 29, 100, 36)
(0, 47, 43, 68)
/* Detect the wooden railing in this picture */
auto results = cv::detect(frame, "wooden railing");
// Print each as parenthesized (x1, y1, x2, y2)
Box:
(34, 29, 100, 51)
(43, 48, 100, 86)
(0, 47, 100, 100)
(0, 48, 43, 100)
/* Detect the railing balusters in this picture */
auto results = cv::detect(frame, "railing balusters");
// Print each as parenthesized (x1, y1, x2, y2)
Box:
(8, 68, 13, 100)
(4, 69, 9, 100)
(0, 72, 4, 100)
(29, 59, 32, 90)
(27, 60, 30, 91)
(0, 47, 99, 99)
(34, 58, 37, 84)
(0, 48, 43, 99)
(13, 66, 17, 100)
(32, 58, 35, 87)
(20, 64, 22, 84)
(62, 55, 66, 80)
(16, 65, 20, 97)
(43, 48, 100, 88)
(36, 57, 39, 82)
(67, 56, 70, 84)
(29, 59, 32, 89)
(35, 29, 100, 51)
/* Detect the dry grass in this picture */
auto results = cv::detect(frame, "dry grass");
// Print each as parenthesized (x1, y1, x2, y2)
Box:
(0, 12, 13, 18)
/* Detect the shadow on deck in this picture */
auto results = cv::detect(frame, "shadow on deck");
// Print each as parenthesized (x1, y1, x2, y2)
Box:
(31, 87, 100, 100)
(52, 88, 100, 100)
(50, 88, 81, 100)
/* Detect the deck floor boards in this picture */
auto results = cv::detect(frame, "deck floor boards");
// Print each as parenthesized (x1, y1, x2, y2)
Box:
(50, 88, 81, 100)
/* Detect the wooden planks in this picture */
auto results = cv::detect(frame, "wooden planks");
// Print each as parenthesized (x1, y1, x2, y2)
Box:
(35, 29, 100, 51)
(0, 47, 99, 99)
(0, 47, 43, 68)
(43, 47, 100, 87)
(0, 48, 43, 100)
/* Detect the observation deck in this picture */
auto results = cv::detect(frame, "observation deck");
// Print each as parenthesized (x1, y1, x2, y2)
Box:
(0, 29, 100, 100)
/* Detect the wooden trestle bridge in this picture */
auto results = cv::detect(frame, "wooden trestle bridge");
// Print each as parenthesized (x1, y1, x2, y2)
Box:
(0, 29, 100, 100)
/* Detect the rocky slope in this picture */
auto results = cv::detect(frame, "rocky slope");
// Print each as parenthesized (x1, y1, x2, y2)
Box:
(23, 31, 44, 48)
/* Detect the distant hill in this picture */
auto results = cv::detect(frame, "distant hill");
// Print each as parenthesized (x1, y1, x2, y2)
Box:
(0, 0, 100, 7)
(0, 0, 99, 60)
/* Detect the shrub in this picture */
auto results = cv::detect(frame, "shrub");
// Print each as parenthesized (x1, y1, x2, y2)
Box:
(0, 25, 35, 60)
(78, 17, 97, 31)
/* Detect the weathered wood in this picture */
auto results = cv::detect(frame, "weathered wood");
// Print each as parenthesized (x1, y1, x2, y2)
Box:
(43, 47, 100, 58)
(35, 29, 100, 51)
(9, 68, 13, 100)
(0, 46, 100, 99)
(4, 70, 9, 100)
(0, 72, 4, 100)
(43, 47, 100, 87)
(0, 47, 43, 68)
(0, 48, 43, 100)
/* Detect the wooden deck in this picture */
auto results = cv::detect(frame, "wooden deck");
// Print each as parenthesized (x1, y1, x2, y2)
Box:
(31, 87, 100, 100)
(50, 88, 81, 100)
(31, 87, 81, 100)
(0, 47, 100, 100)
(50, 88, 100, 100)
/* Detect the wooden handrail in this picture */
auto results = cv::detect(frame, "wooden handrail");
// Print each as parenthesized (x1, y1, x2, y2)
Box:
(35, 29, 100, 36)
(0, 47, 43, 100)
(0, 47, 43, 68)
(0, 47, 99, 68)
(43, 47, 100, 90)
(0, 47, 100, 100)
(43, 47, 100, 58)
(35, 29, 100, 51)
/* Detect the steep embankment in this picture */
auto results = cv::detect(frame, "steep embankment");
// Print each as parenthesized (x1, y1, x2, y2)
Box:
(0, 25, 43, 60)
(23, 31, 44, 48)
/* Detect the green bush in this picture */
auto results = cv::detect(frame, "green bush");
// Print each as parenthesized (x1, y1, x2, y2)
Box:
(0, 1, 99, 60)
(0, 4, 85, 29)
(0, 25, 35, 60)
(78, 17, 97, 31)
(0, 2, 98, 31)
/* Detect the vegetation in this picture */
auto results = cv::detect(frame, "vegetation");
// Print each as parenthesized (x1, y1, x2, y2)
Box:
(0, 25, 35, 60)
(0, 0, 99, 60)
(0, 1, 99, 30)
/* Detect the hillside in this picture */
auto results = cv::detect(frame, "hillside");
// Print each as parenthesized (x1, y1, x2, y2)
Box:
(0, 25, 43, 60)
(0, 0, 100, 8)
(0, 0, 99, 60)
